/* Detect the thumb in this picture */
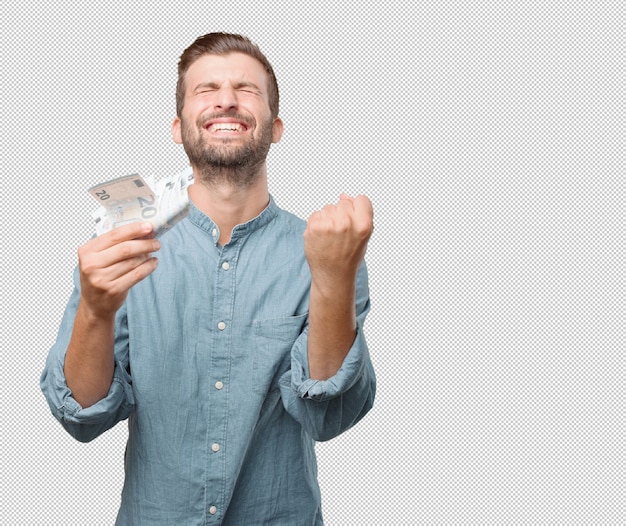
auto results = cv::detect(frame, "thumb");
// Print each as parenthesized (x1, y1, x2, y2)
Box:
(339, 192, 353, 201)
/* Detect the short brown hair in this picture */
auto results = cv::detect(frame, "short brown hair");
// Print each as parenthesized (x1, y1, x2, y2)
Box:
(176, 32, 279, 118)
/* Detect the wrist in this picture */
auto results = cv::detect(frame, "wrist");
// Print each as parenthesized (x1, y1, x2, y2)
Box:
(310, 273, 356, 300)
(77, 298, 117, 326)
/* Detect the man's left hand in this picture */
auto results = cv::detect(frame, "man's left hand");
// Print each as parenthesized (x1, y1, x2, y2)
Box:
(304, 194, 374, 287)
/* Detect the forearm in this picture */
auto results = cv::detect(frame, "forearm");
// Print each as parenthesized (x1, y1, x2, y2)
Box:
(307, 276, 357, 380)
(303, 193, 373, 381)
(64, 300, 116, 408)
(62, 221, 158, 408)
(284, 266, 374, 440)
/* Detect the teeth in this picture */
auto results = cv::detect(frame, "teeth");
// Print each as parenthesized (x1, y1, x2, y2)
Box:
(211, 123, 244, 132)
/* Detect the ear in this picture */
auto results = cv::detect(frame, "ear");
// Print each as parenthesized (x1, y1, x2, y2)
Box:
(271, 117, 284, 143)
(171, 117, 183, 144)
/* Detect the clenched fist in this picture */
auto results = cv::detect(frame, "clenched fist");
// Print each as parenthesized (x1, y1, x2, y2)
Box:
(304, 194, 373, 286)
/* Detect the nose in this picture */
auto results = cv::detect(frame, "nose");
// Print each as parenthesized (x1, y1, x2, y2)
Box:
(213, 85, 238, 111)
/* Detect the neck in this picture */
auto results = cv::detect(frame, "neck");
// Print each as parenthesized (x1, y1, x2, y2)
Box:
(188, 165, 270, 246)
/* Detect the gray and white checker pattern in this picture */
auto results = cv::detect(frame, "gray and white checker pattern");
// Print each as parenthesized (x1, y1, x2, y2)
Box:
(2, 2, 624, 524)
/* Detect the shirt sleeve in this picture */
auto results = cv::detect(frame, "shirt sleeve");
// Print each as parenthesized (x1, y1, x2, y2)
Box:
(40, 267, 135, 443)
(279, 261, 376, 442)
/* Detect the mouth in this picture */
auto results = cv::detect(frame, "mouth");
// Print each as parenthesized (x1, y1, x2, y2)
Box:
(203, 119, 249, 134)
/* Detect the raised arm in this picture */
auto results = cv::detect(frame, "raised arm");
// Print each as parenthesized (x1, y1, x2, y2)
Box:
(64, 221, 159, 407)
(304, 194, 374, 380)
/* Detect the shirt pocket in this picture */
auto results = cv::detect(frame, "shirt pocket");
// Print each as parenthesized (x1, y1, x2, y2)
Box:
(252, 313, 308, 395)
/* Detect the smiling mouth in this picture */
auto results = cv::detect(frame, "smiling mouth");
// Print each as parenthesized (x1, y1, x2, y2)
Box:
(204, 122, 248, 133)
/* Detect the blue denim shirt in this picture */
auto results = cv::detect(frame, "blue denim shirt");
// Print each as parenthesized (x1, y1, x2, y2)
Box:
(41, 196, 375, 525)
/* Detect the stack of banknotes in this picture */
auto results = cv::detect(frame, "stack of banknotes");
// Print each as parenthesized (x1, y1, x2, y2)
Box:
(89, 167, 193, 238)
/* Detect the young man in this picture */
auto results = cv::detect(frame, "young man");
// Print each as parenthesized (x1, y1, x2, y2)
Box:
(42, 32, 375, 525)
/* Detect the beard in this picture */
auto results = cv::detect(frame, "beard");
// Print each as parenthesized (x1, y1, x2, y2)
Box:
(180, 112, 274, 188)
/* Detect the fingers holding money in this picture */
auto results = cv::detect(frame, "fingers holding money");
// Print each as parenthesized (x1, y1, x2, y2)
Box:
(78, 222, 160, 318)
(88, 222, 157, 265)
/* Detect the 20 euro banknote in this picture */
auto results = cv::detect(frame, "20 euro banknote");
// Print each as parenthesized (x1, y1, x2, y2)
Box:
(89, 167, 193, 238)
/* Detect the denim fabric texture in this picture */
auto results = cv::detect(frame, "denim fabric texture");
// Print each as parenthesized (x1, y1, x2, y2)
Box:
(41, 196, 375, 525)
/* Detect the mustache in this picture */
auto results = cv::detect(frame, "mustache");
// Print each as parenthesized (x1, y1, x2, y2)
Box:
(197, 112, 254, 128)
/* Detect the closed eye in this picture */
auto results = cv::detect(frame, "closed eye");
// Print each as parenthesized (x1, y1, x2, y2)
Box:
(234, 82, 261, 95)
(194, 82, 219, 94)
(194, 82, 261, 95)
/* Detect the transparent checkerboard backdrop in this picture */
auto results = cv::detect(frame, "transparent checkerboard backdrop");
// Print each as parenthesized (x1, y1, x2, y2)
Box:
(2, 2, 624, 525)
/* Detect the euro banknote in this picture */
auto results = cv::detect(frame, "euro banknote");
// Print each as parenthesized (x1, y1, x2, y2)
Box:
(89, 167, 194, 237)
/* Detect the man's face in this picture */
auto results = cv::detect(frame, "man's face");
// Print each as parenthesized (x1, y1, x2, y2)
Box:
(172, 53, 282, 181)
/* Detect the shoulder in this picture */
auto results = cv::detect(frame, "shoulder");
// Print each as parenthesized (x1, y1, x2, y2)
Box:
(275, 207, 306, 232)
(268, 198, 307, 236)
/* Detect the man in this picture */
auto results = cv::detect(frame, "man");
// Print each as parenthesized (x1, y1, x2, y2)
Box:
(41, 32, 375, 525)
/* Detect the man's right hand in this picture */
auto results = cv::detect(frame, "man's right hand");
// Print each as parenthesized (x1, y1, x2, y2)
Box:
(78, 221, 160, 319)
(65, 221, 160, 408)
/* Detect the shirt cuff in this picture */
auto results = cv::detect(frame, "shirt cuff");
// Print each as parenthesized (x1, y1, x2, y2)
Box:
(291, 318, 368, 402)
(46, 357, 134, 426)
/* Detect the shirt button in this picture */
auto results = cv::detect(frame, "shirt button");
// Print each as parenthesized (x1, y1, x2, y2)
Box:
(211, 443, 220, 452)
(211, 228, 217, 237)
(217, 321, 226, 330)
(221, 261, 230, 270)
(209, 505, 217, 515)
(215, 381, 224, 390)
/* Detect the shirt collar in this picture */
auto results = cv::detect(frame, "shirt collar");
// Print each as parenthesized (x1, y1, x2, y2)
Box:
(188, 195, 279, 245)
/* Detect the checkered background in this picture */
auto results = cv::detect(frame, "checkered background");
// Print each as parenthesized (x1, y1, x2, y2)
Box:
(1, 2, 624, 524)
